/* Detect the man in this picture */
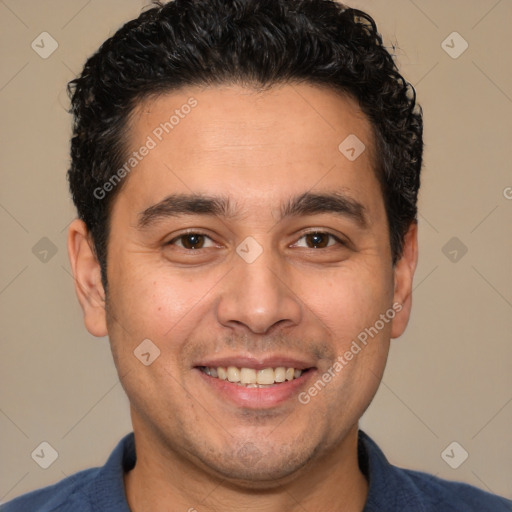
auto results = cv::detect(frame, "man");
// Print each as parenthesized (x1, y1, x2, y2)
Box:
(3, 0, 511, 511)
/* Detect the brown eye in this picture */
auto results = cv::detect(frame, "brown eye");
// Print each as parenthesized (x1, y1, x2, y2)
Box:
(169, 233, 214, 250)
(305, 232, 330, 248)
(181, 234, 204, 249)
(293, 231, 343, 249)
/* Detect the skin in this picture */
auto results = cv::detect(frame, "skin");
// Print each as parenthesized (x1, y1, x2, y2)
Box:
(68, 83, 418, 512)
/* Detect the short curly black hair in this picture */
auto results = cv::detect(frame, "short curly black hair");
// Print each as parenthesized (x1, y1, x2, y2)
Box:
(67, 0, 423, 289)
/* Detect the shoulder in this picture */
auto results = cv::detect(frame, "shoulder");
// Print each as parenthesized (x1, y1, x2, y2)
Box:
(1, 433, 134, 512)
(0, 468, 100, 512)
(398, 467, 512, 511)
(359, 430, 512, 512)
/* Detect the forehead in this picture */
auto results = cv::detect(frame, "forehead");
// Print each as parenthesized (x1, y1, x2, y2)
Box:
(132, 83, 374, 147)
(116, 83, 382, 219)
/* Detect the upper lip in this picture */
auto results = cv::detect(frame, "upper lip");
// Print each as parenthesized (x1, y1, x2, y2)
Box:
(194, 355, 315, 371)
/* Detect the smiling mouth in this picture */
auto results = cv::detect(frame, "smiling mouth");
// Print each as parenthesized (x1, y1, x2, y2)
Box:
(197, 366, 312, 388)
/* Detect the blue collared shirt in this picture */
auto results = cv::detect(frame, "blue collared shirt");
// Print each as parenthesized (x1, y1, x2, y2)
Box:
(2, 430, 511, 511)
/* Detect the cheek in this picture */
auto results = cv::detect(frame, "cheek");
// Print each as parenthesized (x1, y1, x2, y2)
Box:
(310, 266, 393, 415)
(306, 262, 393, 342)
(107, 259, 221, 343)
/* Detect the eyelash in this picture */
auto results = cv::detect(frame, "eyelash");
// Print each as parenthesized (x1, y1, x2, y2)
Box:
(167, 230, 347, 250)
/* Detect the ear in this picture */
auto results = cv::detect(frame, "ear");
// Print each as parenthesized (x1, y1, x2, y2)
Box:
(67, 219, 108, 337)
(390, 221, 418, 339)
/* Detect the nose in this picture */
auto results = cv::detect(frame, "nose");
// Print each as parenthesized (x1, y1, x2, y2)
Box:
(215, 248, 302, 335)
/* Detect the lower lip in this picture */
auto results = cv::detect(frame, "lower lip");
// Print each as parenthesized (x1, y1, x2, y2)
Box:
(195, 368, 316, 409)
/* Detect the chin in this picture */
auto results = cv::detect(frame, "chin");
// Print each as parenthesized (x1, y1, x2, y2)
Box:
(186, 439, 314, 488)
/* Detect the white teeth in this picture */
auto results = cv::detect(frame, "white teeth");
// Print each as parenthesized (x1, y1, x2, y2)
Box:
(240, 368, 257, 384)
(257, 368, 275, 385)
(201, 365, 305, 386)
(227, 366, 241, 383)
(274, 367, 286, 382)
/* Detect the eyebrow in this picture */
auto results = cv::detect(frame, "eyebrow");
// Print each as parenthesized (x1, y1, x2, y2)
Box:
(137, 191, 369, 229)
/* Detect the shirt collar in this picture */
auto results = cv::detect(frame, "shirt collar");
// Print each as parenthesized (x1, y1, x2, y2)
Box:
(94, 429, 428, 511)
(358, 429, 428, 511)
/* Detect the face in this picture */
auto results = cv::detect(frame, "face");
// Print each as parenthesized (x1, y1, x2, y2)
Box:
(69, 83, 417, 484)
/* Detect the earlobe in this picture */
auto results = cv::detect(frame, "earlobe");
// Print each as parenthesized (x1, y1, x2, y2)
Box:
(390, 221, 418, 339)
(67, 219, 108, 338)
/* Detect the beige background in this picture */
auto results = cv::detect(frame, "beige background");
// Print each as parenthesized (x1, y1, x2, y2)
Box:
(1, 0, 511, 504)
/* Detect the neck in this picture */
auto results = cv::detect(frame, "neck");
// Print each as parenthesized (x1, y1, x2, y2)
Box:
(124, 423, 368, 512)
